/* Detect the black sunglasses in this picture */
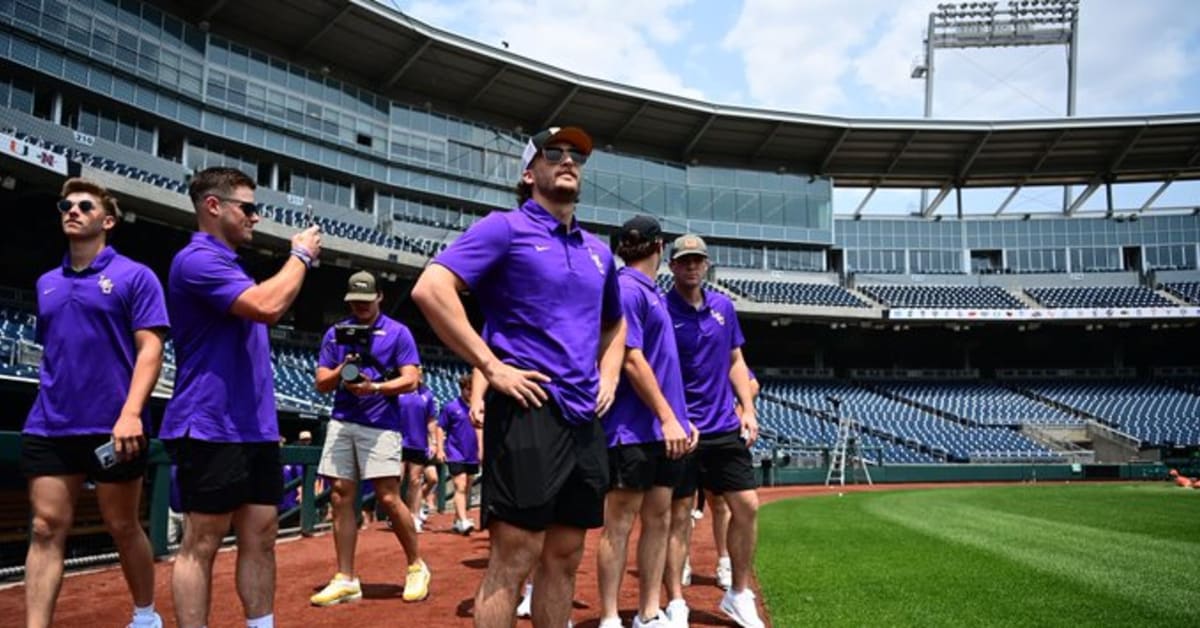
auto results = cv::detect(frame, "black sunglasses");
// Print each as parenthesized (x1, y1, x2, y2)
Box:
(541, 146, 588, 166)
(209, 195, 259, 217)
(57, 199, 100, 213)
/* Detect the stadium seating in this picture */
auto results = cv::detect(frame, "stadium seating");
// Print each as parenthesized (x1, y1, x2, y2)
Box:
(859, 285, 1026, 309)
(1025, 286, 1173, 308)
(722, 278, 868, 307)
(874, 381, 1082, 426)
(1162, 282, 1200, 305)
(762, 379, 1062, 462)
(1019, 380, 1200, 446)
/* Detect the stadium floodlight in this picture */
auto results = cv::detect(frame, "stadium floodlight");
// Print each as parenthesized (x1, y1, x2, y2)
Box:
(912, 0, 1080, 215)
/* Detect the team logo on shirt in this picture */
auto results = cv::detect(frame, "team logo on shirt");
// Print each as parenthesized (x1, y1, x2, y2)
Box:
(587, 247, 605, 275)
(711, 309, 726, 326)
(97, 275, 114, 295)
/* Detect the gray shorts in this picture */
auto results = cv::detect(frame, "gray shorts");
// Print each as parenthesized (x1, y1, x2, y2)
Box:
(317, 420, 403, 481)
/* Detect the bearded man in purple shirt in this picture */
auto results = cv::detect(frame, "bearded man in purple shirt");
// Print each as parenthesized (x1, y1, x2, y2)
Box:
(309, 270, 427, 607)
(596, 215, 695, 628)
(21, 178, 168, 628)
(161, 167, 321, 628)
(663, 234, 763, 628)
(412, 126, 626, 627)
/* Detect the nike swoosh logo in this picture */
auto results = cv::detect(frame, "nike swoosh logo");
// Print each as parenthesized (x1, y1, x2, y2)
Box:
(42, 288, 55, 295)
(534, 245, 550, 252)
(674, 323, 685, 328)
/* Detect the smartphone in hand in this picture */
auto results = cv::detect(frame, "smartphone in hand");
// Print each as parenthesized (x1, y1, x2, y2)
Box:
(94, 439, 118, 469)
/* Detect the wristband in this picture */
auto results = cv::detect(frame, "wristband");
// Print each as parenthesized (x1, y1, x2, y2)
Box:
(289, 247, 313, 268)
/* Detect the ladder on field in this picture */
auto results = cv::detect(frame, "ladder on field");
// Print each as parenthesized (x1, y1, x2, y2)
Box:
(824, 396, 873, 487)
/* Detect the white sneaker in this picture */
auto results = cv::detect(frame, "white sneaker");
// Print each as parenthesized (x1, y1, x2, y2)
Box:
(691, 508, 704, 520)
(716, 556, 732, 590)
(681, 558, 692, 586)
(516, 583, 533, 618)
(664, 599, 689, 628)
(127, 611, 163, 628)
(719, 588, 765, 628)
(310, 574, 363, 606)
(598, 617, 624, 628)
(632, 611, 671, 628)
(418, 506, 430, 522)
(414, 517, 424, 533)
(452, 518, 477, 534)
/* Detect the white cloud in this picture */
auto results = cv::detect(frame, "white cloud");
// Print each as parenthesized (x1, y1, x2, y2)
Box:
(398, 0, 705, 100)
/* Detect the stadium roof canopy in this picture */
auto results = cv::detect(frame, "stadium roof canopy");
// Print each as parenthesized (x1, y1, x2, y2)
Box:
(163, 0, 1200, 196)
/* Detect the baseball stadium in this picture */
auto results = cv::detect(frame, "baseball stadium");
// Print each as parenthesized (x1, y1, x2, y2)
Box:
(0, 0, 1198, 626)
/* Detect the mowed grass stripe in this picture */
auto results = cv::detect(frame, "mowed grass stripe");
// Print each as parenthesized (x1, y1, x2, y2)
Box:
(863, 490, 1200, 615)
(756, 485, 1200, 628)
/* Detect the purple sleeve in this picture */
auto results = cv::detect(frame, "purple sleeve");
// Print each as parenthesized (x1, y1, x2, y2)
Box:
(601, 254, 622, 324)
(128, 265, 170, 332)
(317, 328, 339, 369)
(727, 300, 745, 350)
(33, 275, 47, 345)
(431, 211, 511, 290)
(393, 324, 420, 367)
(176, 247, 255, 314)
(425, 392, 437, 420)
(621, 282, 646, 351)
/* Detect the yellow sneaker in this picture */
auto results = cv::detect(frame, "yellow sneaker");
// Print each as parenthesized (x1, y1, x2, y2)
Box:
(310, 573, 362, 607)
(402, 559, 431, 602)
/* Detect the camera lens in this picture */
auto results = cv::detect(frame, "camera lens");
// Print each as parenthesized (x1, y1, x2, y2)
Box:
(341, 363, 361, 382)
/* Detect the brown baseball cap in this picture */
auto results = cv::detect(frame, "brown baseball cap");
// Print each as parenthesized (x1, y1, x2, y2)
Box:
(343, 271, 379, 302)
(671, 234, 709, 260)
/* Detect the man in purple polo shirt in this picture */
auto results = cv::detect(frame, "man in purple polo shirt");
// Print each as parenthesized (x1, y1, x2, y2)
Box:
(161, 166, 321, 628)
(663, 234, 762, 628)
(309, 270, 428, 607)
(434, 372, 481, 535)
(412, 125, 626, 627)
(21, 178, 168, 628)
(596, 215, 694, 628)
(397, 379, 438, 533)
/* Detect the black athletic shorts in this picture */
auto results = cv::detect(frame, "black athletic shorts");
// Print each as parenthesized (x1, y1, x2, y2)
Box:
(695, 429, 758, 494)
(402, 447, 431, 466)
(672, 453, 699, 501)
(446, 461, 479, 476)
(165, 438, 282, 514)
(609, 442, 685, 491)
(480, 392, 609, 531)
(20, 434, 147, 483)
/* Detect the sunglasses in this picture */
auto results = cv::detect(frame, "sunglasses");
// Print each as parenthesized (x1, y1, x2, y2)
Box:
(541, 146, 588, 166)
(57, 199, 101, 213)
(209, 195, 259, 217)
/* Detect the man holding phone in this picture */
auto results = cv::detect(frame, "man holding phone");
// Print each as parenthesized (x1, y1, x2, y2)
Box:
(21, 178, 169, 628)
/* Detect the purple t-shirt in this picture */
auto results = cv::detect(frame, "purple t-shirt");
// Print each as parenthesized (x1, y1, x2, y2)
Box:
(437, 396, 478, 464)
(24, 247, 169, 437)
(432, 200, 622, 425)
(667, 288, 745, 436)
(161, 232, 276, 443)
(603, 267, 691, 447)
(398, 385, 437, 452)
(318, 314, 420, 431)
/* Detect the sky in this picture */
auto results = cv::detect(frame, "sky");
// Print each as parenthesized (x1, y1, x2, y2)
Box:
(381, 0, 1200, 215)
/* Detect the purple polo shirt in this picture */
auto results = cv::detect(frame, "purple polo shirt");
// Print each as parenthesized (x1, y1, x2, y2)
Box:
(603, 267, 690, 447)
(24, 247, 169, 437)
(432, 200, 622, 425)
(318, 314, 419, 431)
(667, 288, 745, 435)
(398, 385, 437, 452)
(161, 232, 276, 443)
(437, 397, 479, 464)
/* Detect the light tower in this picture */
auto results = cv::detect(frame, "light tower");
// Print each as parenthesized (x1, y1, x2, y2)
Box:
(911, 0, 1081, 214)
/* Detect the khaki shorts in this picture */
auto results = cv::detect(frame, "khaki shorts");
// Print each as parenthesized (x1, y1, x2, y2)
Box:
(317, 420, 403, 481)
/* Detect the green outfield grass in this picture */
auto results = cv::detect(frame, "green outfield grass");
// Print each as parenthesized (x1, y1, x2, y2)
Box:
(756, 484, 1200, 628)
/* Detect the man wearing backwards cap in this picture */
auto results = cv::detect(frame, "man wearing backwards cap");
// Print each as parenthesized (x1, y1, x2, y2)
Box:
(413, 126, 625, 627)
(310, 271, 429, 606)
(595, 215, 697, 628)
(663, 234, 763, 628)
